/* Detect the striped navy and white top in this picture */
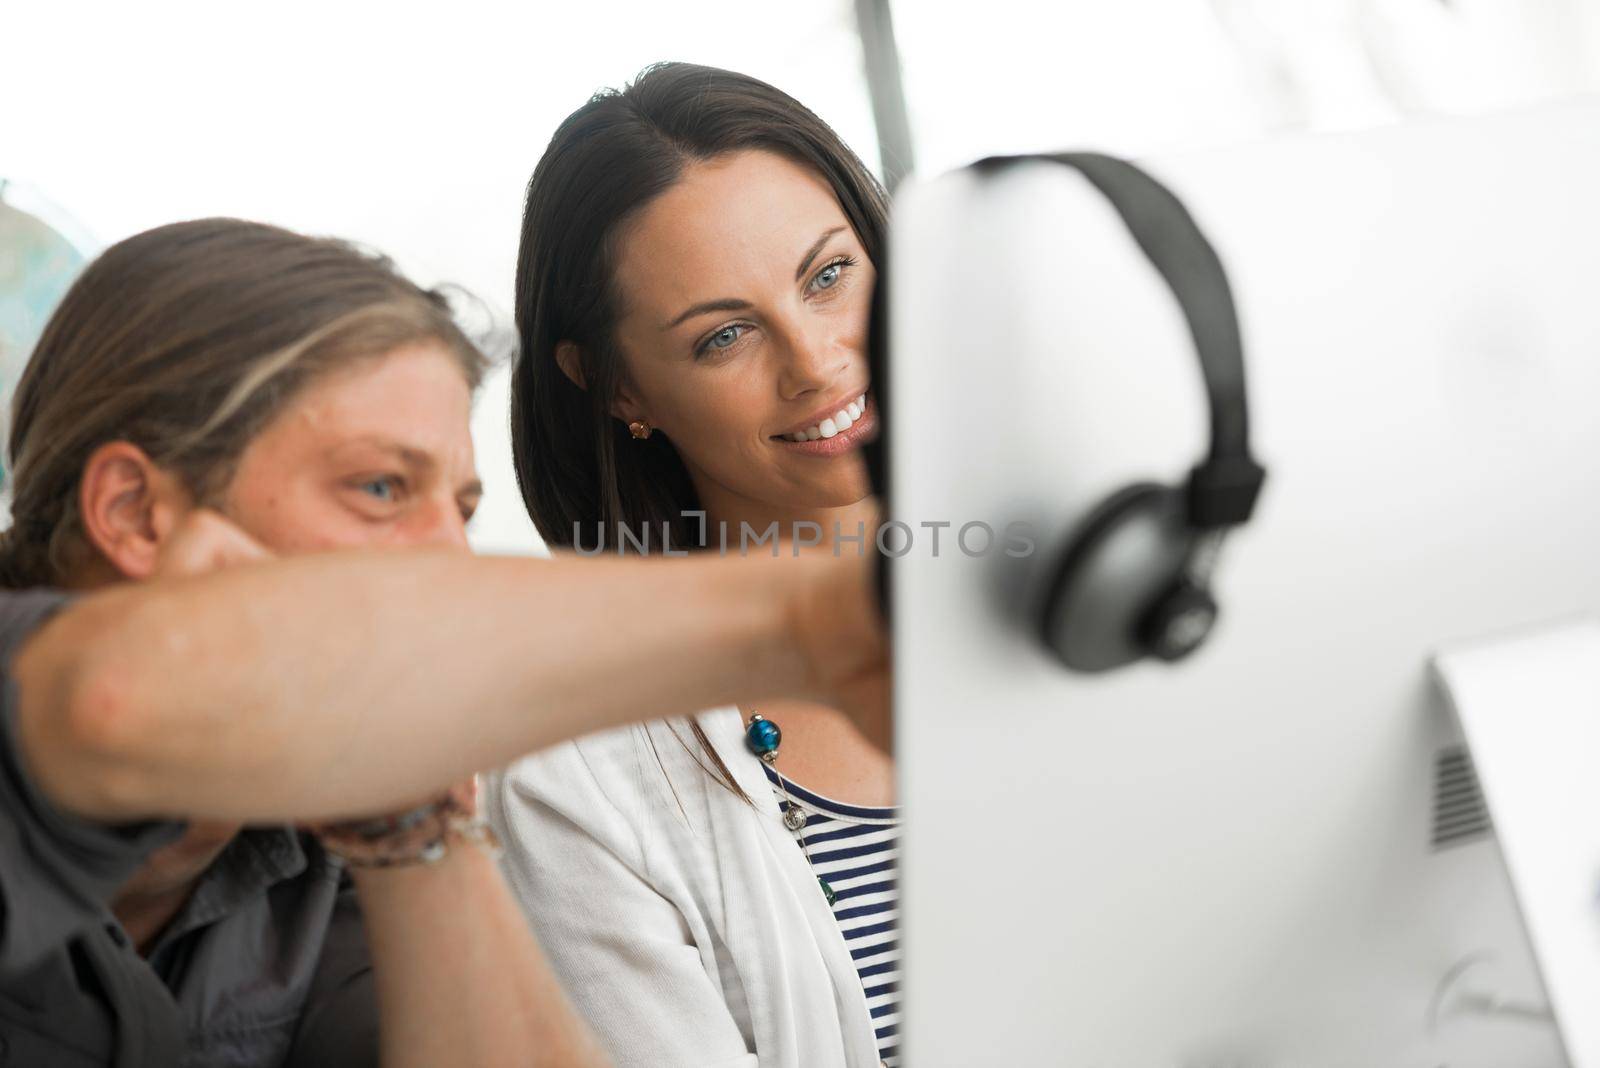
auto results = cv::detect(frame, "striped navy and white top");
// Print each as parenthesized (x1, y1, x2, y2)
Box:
(764, 764, 900, 1067)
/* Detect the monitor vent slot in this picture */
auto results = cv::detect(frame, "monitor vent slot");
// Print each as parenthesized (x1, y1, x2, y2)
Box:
(1431, 746, 1492, 850)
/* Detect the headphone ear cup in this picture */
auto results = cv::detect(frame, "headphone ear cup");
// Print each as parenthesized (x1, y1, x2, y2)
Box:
(1137, 579, 1219, 663)
(1038, 482, 1194, 672)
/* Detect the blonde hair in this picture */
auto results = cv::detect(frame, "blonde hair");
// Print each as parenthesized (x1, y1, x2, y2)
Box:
(1, 218, 487, 586)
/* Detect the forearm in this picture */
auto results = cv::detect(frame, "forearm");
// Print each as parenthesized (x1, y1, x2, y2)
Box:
(352, 842, 608, 1068)
(16, 549, 818, 822)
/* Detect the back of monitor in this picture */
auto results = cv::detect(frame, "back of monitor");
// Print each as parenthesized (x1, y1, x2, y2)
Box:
(891, 99, 1600, 1066)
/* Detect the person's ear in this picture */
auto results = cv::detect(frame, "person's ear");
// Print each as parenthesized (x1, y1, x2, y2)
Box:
(557, 340, 651, 428)
(554, 341, 587, 391)
(77, 442, 194, 580)
(608, 376, 650, 428)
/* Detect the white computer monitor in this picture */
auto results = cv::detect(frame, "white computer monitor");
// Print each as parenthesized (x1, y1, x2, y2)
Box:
(889, 98, 1600, 1066)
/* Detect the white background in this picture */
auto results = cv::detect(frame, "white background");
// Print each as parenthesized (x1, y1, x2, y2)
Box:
(5, 0, 1598, 552)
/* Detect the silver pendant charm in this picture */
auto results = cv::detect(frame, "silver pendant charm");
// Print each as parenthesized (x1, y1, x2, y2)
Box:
(783, 806, 809, 832)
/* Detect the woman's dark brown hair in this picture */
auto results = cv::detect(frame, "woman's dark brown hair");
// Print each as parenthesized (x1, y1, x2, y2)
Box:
(511, 60, 888, 551)
(0, 217, 486, 588)
(510, 62, 888, 795)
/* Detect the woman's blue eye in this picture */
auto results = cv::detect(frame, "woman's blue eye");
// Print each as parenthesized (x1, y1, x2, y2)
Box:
(809, 256, 857, 293)
(707, 326, 743, 351)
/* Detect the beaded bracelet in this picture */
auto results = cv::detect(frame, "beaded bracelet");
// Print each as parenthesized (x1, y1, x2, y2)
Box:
(315, 781, 500, 869)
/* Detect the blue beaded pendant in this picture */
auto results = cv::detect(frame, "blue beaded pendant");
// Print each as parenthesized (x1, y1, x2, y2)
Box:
(746, 711, 833, 907)
(744, 713, 781, 763)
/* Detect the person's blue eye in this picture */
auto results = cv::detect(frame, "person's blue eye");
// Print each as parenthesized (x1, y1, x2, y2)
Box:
(809, 256, 857, 294)
(698, 324, 747, 356)
(358, 477, 401, 502)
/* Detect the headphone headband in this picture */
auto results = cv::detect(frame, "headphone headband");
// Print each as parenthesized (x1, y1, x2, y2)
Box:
(972, 152, 1266, 528)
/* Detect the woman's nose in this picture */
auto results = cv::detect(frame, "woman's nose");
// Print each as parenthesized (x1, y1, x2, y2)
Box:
(776, 317, 853, 400)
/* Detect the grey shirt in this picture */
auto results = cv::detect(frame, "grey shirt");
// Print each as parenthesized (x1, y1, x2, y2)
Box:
(0, 589, 378, 1068)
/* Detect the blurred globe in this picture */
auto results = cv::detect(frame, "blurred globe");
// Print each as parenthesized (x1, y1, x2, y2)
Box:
(0, 180, 96, 502)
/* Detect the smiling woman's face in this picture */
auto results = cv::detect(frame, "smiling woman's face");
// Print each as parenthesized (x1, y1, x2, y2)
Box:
(606, 149, 877, 522)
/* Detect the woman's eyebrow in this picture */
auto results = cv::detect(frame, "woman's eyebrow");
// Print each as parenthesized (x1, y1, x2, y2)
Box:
(661, 225, 850, 330)
(665, 297, 751, 330)
(794, 226, 847, 281)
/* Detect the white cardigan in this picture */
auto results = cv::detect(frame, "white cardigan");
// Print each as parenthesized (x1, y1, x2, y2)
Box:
(484, 707, 884, 1068)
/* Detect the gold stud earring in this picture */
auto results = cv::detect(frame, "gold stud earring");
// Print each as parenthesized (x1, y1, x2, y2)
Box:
(627, 420, 651, 440)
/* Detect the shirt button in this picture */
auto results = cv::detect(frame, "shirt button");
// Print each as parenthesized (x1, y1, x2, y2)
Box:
(106, 924, 129, 949)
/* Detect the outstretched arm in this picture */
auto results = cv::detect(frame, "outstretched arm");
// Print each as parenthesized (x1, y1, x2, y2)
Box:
(12, 512, 885, 825)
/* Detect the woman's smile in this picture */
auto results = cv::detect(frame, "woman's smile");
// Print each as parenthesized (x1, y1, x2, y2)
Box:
(770, 391, 877, 456)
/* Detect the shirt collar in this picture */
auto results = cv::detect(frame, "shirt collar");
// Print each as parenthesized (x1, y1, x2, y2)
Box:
(151, 827, 317, 950)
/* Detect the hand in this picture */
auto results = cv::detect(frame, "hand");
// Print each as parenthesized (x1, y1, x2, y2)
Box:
(154, 509, 273, 577)
(786, 550, 891, 752)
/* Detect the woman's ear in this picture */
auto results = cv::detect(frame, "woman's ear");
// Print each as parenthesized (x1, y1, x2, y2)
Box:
(608, 380, 649, 427)
(558, 339, 650, 427)
(77, 442, 194, 580)
(554, 341, 586, 391)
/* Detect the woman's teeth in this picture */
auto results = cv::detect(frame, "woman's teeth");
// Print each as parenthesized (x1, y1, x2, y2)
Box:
(784, 394, 868, 442)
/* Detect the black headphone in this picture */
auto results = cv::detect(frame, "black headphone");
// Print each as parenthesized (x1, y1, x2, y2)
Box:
(863, 152, 1265, 672)
(963, 151, 1268, 673)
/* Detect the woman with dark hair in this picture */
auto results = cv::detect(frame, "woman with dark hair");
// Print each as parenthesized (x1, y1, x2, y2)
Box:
(490, 63, 897, 1067)
(0, 216, 887, 1067)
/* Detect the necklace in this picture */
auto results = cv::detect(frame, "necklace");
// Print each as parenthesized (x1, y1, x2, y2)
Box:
(744, 710, 838, 906)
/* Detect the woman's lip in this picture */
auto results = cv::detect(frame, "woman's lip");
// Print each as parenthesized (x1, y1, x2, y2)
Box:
(771, 392, 871, 440)
(772, 399, 878, 456)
